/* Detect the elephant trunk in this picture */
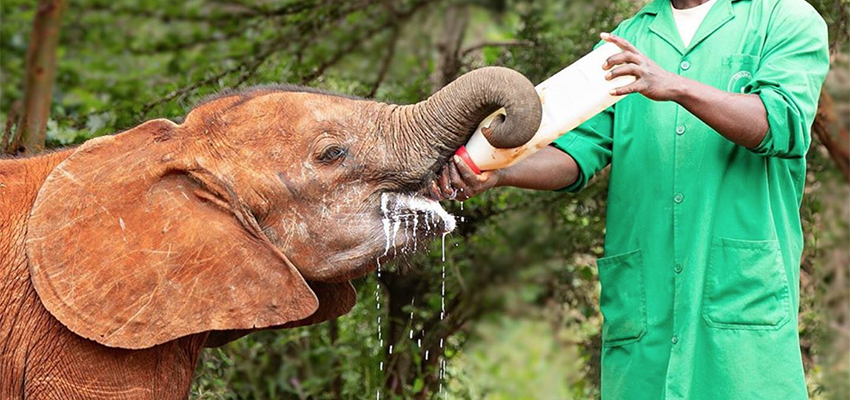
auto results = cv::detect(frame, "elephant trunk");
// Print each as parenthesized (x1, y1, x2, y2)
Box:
(408, 66, 541, 157)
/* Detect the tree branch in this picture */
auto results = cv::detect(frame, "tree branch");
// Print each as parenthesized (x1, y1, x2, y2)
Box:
(127, 21, 260, 55)
(139, 46, 280, 115)
(460, 39, 532, 59)
(300, 0, 430, 85)
(813, 89, 850, 181)
(134, 0, 381, 118)
(85, 0, 319, 23)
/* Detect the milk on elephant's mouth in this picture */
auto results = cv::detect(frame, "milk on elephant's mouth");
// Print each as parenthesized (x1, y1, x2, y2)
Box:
(375, 192, 455, 400)
(379, 192, 456, 255)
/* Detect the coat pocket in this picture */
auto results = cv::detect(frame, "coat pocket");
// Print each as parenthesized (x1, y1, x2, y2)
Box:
(722, 54, 761, 93)
(702, 237, 791, 330)
(597, 249, 647, 347)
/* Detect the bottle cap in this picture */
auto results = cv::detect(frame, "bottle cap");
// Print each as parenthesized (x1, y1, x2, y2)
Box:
(454, 146, 482, 175)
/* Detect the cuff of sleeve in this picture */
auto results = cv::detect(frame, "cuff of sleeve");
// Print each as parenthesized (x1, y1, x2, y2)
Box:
(749, 121, 773, 155)
(748, 87, 807, 159)
(550, 135, 598, 193)
(748, 90, 778, 156)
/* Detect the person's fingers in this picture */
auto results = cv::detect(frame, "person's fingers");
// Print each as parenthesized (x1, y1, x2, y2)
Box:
(447, 162, 470, 196)
(606, 64, 641, 80)
(611, 34, 639, 53)
(429, 180, 443, 200)
(603, 51, 640, 70)
(438, 167, 454, 198)
(449, 164, 472, 201)
(601, 32, 638, 53)
(453, 155, 480, 183)
(610, 81, 645, 96)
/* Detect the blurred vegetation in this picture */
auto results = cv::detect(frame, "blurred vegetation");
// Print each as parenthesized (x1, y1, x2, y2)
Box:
(1, 0, 848, 399)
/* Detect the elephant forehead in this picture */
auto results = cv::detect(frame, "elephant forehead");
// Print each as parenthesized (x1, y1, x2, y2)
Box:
(296, 94, 359, 123)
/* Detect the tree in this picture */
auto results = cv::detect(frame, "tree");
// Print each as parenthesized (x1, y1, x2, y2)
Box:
(3, 0, 67, 155)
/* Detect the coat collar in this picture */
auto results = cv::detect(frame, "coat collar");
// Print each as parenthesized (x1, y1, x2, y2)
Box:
(638, 0, 743, 56)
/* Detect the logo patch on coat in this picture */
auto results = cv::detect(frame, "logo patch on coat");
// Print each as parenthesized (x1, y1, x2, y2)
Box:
(728, 70, 753, 93)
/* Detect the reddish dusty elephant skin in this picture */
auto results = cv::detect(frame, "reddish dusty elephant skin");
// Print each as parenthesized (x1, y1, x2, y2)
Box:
(0, 67, 541, 399)
(1, 151, 208, 399)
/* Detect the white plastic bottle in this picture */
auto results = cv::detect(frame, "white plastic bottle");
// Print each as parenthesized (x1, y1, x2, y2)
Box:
(455, 42, 636, 173)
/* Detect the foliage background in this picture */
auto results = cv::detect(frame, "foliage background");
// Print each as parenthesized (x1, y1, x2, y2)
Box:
(1, 0, 848, 399)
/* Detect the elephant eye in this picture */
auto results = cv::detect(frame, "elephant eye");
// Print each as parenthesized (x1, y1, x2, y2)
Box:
(318, 145, 347, 164)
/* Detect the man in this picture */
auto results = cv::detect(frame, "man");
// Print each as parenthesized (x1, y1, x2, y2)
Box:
(431, 0, 830, 398)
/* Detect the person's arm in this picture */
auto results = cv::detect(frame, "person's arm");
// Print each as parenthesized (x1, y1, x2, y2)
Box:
(601, 33, 769, 149)
(430, 97, 616, 201)
(432, 28, 623, 202)
(602, 8, 830, 158)
(429, 146, 579, 201)
(431, 84, 615, 201)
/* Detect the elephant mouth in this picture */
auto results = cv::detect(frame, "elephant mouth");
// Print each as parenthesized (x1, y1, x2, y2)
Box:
(379, 192, 455, 255)
(307, 191, 454, 282)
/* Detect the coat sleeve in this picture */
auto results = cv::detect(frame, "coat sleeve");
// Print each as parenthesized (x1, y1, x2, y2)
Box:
(746, 0, 830, 159)
(550, 104, 614, 193)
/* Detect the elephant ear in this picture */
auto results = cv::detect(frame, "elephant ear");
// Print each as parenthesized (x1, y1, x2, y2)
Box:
(26, 119, 349, 349)
(204, 281, 357, 348)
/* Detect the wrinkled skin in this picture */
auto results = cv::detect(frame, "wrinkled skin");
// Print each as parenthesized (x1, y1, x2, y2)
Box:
(0, 67, 540, 399)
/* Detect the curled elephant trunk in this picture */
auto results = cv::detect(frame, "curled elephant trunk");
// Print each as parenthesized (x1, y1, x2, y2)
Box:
(412, 66, 542, 152)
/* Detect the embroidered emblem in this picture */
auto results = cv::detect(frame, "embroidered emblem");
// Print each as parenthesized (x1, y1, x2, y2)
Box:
(728, 71, 753, 93)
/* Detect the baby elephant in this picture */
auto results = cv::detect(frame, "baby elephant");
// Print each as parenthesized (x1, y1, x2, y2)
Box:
(0, 66, 541, 399)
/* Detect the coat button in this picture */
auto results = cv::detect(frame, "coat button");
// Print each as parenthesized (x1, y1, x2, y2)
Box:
(672, 336, 679, 344)
(674, 263, 683, 273)
(680, 60, 691, 70)
(674, 193, 684, 204)
(676, 125, 686, 135)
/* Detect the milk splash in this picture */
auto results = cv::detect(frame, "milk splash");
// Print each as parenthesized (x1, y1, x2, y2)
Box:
(380, 193, 456, 256)
(376, 192, 458, 399)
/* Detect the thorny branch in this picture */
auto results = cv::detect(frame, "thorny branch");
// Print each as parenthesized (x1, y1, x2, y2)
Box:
(126, 21, 263, 56)
(300, 0, 431, 84)
(72, 0, 380, 123)
(460, 39, 532, 59)
(138, 49, 276, 115)
(85, 0, 319, 23)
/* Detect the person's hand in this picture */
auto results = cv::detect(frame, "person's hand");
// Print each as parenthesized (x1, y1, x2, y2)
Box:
(429, 155, 501, 201)
(601, 32, 684, 102)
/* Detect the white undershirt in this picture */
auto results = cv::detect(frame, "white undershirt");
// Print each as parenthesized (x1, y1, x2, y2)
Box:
(671, 0, 718, 47)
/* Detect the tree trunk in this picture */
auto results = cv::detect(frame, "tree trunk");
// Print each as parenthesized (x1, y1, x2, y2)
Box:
(813, 89, 850, 181)
(431, 5, 469, 92)
(328, 320, 343, 400)
(14, 0, 68, 155)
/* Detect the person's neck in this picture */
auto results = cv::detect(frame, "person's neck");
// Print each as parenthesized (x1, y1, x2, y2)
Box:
(671, 0, 713, 10)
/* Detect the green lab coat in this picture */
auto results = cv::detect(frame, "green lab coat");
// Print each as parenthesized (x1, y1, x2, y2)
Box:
(551, 0, 829, 398)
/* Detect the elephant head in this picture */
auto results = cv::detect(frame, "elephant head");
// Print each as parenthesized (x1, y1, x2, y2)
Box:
(24, 67, 541, 349)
